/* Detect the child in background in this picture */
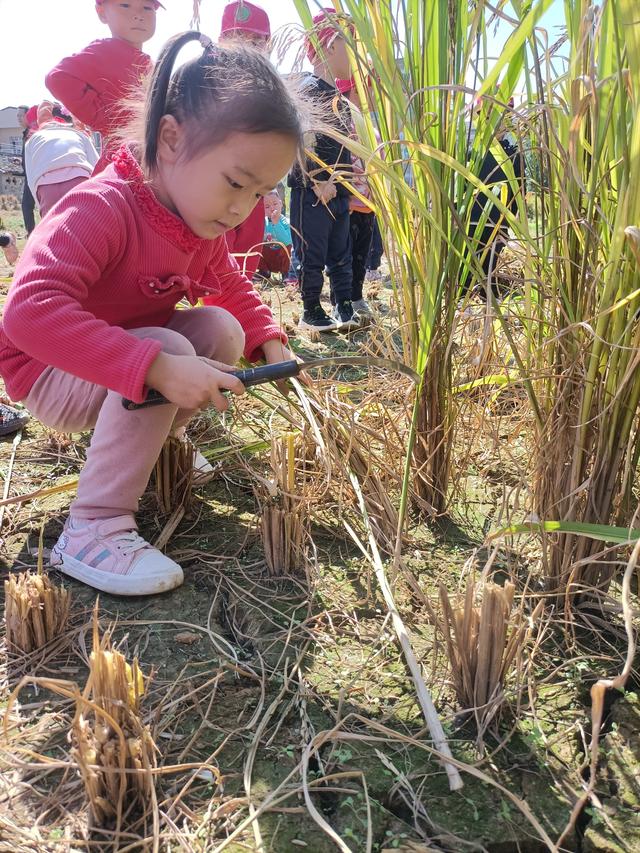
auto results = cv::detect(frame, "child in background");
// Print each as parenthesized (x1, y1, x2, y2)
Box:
(25, 101, 99, 218)
(18, 105, 37, 237)
(337, 77, 375, 320)
(0, 222, 32, 437)
(209, 1, 272, 282)
(288, 8, 357, 333)
(258, 190, 293, 280)
(0, 222, 18, 266)
(0, 34, 304, 597)
(46, 0, 161, 172)
(219, 0, 270, 48)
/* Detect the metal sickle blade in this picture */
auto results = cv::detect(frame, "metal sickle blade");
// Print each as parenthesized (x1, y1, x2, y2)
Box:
(301, 355, 420, 384)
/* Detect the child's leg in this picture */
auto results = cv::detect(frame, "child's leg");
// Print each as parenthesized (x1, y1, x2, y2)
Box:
(325, 197, 353, 304)
(272, 246, 292, 276)
(349, 212, 375, 302)
(24, 307, 244, 519)
(21, 308, 243, 595)
(289, 188, 333, 310)
(165, 306, 244, 428)
(367, 216, 383, 271)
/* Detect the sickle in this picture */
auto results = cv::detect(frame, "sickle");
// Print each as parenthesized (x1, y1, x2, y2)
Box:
(122, 355, 419, 410)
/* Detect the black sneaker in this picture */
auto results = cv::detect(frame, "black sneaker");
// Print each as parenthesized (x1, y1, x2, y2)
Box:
(331, 300, 360, 331)
(299, 304, 338, 332)
(0, 403, 30, 437)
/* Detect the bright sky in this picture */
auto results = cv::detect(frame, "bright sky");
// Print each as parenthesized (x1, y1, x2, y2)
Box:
(1, 0, 566, 108)
(0, 0, 307, 107)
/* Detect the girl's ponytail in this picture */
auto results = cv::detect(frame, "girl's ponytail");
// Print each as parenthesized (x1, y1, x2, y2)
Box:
(143, 31, 205, 171)
(134, 33, 306, 174)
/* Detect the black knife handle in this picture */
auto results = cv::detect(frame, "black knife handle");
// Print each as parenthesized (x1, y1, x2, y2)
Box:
(234, 360, 301, 387)
(122, 360, 301, 410)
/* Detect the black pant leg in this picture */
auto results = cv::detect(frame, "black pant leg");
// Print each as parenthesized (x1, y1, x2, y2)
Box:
(21, 181, 35, 235)
(350, 211, 374, 301)
(367, 216, 383, 269)
(291, 188, 334, 310)
(325, 195, 353, 304)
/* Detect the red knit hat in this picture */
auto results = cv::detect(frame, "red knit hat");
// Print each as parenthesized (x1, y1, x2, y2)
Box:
(95, 0, 164, 8)
(306, 8, 352, 62)
(220, 2, 271, 40)
(335, 77, 354, 95)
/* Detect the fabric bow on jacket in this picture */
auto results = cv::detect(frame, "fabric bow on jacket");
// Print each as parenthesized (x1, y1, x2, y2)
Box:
(138, 273, 220, 305)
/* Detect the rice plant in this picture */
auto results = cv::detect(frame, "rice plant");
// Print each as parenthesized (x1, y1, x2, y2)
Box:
(290, 0, 640, 614)
(292, 0, 549, 523)
(154, 434, 195, 515)
(514, 0, 640, 608)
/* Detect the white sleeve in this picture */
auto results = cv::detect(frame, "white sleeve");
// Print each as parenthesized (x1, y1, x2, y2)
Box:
(81, 132, 100, 168)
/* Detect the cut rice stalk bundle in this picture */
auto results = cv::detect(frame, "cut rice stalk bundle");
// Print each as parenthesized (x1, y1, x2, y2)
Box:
(71, 609, 157, 825)
(4, 571, 70, 654)
(438, 580, 542, 730)
(154, 435, 194, 515)
(258, 431, 309, 576)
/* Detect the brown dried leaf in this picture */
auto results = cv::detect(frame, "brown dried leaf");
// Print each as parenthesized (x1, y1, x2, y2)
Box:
(175, 632, 201, 645)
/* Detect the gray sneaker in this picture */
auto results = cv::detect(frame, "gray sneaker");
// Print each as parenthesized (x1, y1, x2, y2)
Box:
(331, 300, 360, 331)
(352, 298, 374, 319)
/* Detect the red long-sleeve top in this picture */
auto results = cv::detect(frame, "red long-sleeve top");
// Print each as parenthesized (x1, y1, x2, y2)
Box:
(0, 145, 287, 404)
(208, 197, 266, 288)
(46, 38, 152, 169)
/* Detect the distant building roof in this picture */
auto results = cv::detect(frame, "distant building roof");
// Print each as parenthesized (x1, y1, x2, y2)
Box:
(0, 107, 20, 131)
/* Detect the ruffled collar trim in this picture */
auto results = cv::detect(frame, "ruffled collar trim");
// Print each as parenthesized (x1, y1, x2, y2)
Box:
(112, 144, 206, 253)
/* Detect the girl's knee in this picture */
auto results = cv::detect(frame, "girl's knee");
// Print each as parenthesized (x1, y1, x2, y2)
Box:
(154, 327, 197, 357)
(204, 307, 245, 364)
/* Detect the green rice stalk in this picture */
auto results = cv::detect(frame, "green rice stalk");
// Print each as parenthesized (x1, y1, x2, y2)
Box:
(293, 0, 549, 519)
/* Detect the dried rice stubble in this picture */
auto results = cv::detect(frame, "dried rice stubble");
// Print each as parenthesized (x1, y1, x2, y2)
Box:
(71, 607, 158, 826)
(437, 579, 542, 734)
(256, 431, 312, 577)
(4, 570, 71, 655)
(154, 434, 195, 515)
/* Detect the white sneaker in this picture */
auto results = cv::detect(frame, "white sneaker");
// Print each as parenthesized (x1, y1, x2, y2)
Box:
(51, 516, 184, 596)
(193, 448, 215, 482)
(172, 427, 214, 481)
(365, 269, 382, 282)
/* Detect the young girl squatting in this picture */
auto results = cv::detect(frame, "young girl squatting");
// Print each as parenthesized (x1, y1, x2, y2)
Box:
(0, 33, 305, 597)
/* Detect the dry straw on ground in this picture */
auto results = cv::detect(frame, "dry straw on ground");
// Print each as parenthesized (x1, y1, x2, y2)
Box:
(4, 570, 70, 654)
(71, 608, 157, 825)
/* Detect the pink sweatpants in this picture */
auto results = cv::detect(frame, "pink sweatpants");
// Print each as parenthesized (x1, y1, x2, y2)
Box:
(23, 307, 245, 520)
(36, 176, 90, 218)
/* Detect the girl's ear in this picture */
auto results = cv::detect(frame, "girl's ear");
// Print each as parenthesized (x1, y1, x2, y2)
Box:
(156, 115, 182, 164)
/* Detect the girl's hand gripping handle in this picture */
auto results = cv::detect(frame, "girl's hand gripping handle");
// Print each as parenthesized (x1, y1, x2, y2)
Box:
(122, 359, 302, 410)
